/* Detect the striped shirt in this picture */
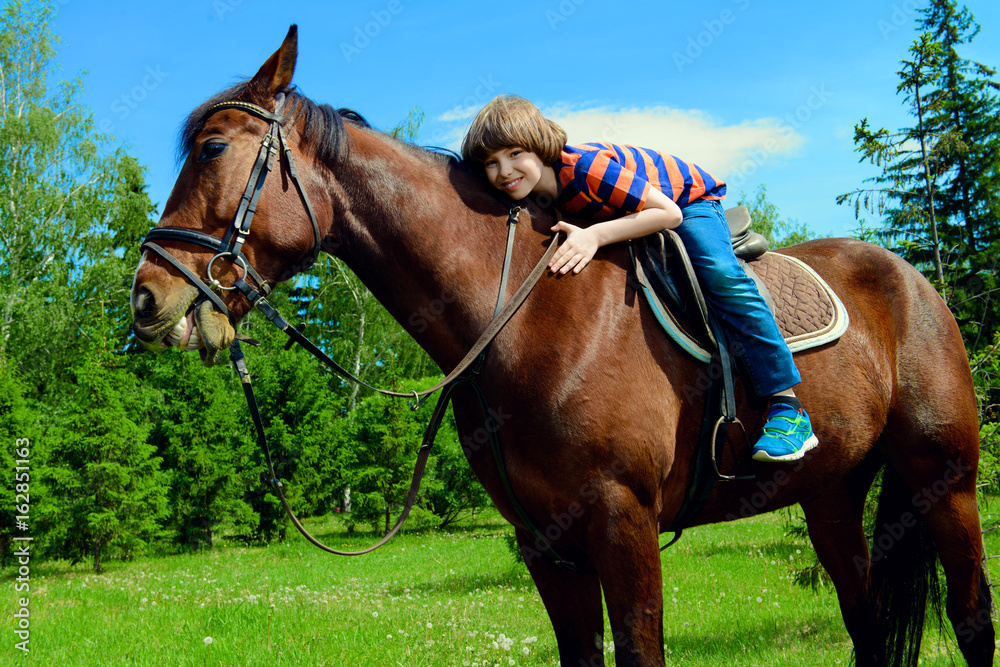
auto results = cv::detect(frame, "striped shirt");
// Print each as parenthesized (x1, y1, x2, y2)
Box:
(555, 142, 726, 220)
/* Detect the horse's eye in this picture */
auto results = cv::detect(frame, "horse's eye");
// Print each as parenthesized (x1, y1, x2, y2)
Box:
(199, 142, 227, 162)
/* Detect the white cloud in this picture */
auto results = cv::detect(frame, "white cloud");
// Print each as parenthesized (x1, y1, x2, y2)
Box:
(432, 103, 805, 179)
(437, 105, 481, 122)
(543, 105, 804, 177)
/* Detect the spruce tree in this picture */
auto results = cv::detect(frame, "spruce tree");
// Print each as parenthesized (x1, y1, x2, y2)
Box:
(39, 318, 167, 571)
(917, 0, 1000, 350)
(839, 1, 1000, 350)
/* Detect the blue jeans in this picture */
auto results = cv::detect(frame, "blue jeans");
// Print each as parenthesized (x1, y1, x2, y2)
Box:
(672, 199, 800, 396)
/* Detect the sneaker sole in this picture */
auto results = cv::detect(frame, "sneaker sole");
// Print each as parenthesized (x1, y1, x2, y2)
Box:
(752, 434, 819, 463)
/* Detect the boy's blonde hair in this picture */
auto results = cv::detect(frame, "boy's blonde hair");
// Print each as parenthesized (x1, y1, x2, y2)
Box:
(461, 95, 567, 166)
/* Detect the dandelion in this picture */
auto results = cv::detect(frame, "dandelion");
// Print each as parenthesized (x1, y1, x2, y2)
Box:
(426, 622, 433, 629)
(756, 597, 763, 603)
(372, 611, 379, 618)
(204, 637, 213, 645)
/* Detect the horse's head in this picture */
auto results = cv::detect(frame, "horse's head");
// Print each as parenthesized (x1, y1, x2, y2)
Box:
(130, 26, 338, 365)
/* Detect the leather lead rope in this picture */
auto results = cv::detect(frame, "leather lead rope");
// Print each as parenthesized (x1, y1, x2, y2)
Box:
(233, 211, 573, 563)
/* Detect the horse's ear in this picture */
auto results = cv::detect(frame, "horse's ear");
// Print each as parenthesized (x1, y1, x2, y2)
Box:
(248, 25, 298, 99)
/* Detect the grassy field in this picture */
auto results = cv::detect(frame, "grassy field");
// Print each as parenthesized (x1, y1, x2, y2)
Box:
(3, 507, 998, 666)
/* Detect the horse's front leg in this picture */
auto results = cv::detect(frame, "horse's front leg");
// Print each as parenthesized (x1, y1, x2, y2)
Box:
(517, 527, 606, 665)
(591, 493, 665, 667)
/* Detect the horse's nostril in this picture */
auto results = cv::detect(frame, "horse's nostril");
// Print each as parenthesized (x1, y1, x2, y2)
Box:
(133, 286, 157, 321)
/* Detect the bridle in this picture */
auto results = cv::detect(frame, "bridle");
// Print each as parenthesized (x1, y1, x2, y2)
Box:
(136, 96, 578, 567)
(141, 94, 321, 325)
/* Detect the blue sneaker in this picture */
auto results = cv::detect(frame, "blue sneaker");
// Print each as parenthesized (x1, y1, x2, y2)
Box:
(752, 402, 819, 463)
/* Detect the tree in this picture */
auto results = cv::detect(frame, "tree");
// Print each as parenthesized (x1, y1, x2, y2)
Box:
(0, 1, 156, 390)
(838, 34, 949, 283)
(916, 0, 1000, 352)
(343, 378, 443, 535)
(142, 350, 259, 550)
(424, 402, 492, 527)
(838, 1, 1000, 350)
(38, 318, 167, 571)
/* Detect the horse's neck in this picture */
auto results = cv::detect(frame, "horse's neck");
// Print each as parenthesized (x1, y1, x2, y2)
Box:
(328, 129, 516, 370)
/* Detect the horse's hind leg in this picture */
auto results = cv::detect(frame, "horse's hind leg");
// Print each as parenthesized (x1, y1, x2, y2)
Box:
(890, 452, 995, 666)
(517, 528, 606, 666)
(885, 342, 995, 665)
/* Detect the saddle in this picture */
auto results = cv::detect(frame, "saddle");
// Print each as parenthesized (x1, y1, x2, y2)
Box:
(632, 206, 849, 365)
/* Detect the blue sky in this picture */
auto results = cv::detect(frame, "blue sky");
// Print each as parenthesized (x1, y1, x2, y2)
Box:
(48, 0, 1000, 238)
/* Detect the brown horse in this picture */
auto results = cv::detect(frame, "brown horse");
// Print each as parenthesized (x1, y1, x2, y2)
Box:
(130, 27, 994, 667)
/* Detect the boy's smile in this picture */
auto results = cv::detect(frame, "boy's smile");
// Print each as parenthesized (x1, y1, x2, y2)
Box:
(483, 147, 558, 201)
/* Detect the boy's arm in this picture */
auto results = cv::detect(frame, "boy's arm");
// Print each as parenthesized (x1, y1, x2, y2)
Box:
(549, 187, 682, 275)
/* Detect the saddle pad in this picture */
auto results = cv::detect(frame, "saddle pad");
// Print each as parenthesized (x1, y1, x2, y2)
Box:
(635, 249, 849, 363)
(750, 252, 850, 353)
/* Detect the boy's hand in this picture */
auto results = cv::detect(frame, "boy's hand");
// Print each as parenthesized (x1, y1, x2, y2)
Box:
(550, 221, 599, 274)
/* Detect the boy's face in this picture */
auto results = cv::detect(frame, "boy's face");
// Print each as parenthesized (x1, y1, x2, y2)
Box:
(482, 147, 545, 201)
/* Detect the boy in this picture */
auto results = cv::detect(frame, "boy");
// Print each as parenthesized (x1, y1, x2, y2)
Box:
(461, 95, 817, 463)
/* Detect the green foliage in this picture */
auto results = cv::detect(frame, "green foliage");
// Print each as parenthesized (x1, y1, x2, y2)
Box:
(0, 0, 157, 392)
(238, 341, 348, 540)
(839, 0, 1000, 353)
(424, 405, 492, 528)
(37, 324, 168, 571)
(143, 351, 259, 549)
(342, 378, 441, 535)
(389, 105, 425, 143)
(972, 332, 1000, 493)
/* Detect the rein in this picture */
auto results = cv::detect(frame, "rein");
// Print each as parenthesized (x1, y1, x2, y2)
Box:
(138, 98, 576, 566)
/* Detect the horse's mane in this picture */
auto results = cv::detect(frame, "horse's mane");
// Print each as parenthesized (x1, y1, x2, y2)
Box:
(177, 80, 466, 174)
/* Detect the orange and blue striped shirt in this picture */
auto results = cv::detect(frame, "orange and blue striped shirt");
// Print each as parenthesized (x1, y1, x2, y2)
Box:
(555, 142, 726, 220)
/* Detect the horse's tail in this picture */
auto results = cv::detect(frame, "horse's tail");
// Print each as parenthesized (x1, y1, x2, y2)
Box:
(867, 466, 943, 667)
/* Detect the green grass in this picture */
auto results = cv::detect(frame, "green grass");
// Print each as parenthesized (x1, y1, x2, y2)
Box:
(4, 508, 998, 666)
